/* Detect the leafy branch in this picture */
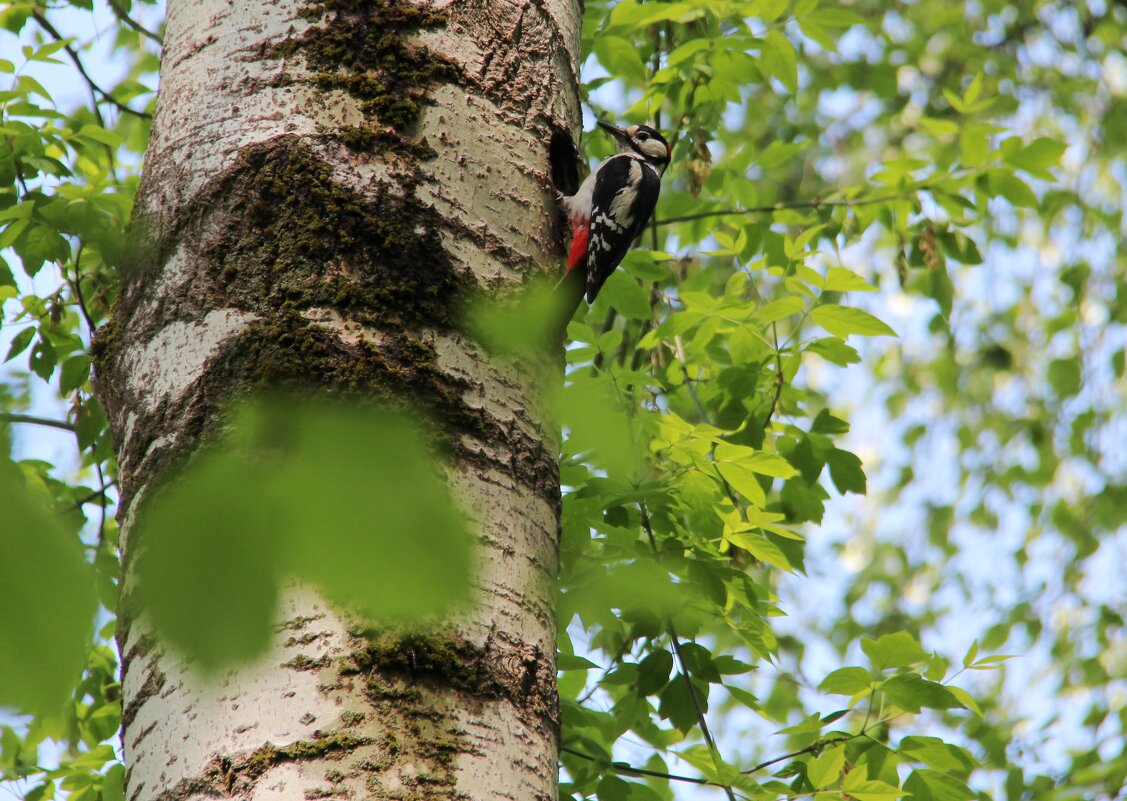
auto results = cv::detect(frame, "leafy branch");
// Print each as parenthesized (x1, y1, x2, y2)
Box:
(30, 10, 153, 120)
(656, 184, 935, 226)
(639, 501, 738, 801)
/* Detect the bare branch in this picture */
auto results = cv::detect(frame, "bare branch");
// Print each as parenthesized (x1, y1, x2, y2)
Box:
(105, 0, 164, 45)
(0, 413, 75, 432)
(656, 186, 933, 226)
(63, 479, 118, 513)
(560, 746, 711, 786)
(31, 11, 153, 120)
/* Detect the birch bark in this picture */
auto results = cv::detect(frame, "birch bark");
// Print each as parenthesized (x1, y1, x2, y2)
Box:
(93, 1, 581, 798)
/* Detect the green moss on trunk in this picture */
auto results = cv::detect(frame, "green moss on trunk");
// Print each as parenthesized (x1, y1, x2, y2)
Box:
(203, 137, 471, 329)
(262, 0, 459, 137)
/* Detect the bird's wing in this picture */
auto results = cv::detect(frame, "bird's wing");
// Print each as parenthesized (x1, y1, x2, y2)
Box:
(584, 156, 660, 302)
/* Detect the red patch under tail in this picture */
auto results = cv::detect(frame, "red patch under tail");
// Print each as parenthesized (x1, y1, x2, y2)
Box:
(567, 221, 589, 274)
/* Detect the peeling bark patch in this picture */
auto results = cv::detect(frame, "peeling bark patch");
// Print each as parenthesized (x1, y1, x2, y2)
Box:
(262, 0, 459, 135)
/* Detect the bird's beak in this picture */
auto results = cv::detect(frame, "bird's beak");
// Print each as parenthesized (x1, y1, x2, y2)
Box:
(597, 120, 629, 141)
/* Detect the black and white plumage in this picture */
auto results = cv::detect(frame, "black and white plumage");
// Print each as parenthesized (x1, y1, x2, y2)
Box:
(559, 122, 671, 306)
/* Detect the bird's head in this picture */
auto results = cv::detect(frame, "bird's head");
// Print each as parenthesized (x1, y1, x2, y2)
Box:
(598, 121, 671, 174)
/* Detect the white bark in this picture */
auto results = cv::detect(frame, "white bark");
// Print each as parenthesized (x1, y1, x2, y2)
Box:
(98, 0, 580, 798)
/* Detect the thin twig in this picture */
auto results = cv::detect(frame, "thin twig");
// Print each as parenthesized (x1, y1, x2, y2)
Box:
(105, 0, 163, 45)
(93, 461, 108, 543)
(0, 413, 75, 431)
(656, 186, 933, 226)
(31, 11, 153, 120)
(63, 479, 117, 513)
(69, 243, 97, 334)
(591, 309, 618, 371)
(560, 746, 711, 786)
(761, 323, 785, 434)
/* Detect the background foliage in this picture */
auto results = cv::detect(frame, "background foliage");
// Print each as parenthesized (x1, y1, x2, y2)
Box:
(3, 0, 1126, 800)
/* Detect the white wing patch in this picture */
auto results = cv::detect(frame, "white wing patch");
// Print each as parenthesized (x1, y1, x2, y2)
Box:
(590, 158, 642, 247)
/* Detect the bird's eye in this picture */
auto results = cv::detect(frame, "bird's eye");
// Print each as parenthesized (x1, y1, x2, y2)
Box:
(637, 132, 650, 141)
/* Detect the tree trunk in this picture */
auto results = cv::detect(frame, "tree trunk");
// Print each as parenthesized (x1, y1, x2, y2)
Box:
(93, 0, 581, 798)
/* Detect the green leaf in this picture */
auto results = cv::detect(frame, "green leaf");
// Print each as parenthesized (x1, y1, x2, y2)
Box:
(29, 335, 57, 380)
(717, 461, 766, 507)
(558, 373, 643, 478)
(755, 140, 807, 169)
(881, 673, 962, 712)
(961, 641, 978, 669)
(637, 649, 674, 695)
(898, 736, 977, 773)
(134, 448, 283, 668)
(903, 768, 975, 801)
(861, 632, 929, 670)
(780, 477, 828, 523)
(715, 441, 797, 479)
(593, 36, 648, 83)
(599, 270, 652, 319)
(811, 305, 896, 338)
(988, 169, 1038, 208)
(919, 117, 959, 138)
(101, 764, 125, 801)
(59, 354, 91, 393)
(760, 31, 798, 94)
(597, 773, 630, 801)
(557, 653, 600, 671)
(4, 325, 35, 362)
(823, 266, 877, 293)
(842, 771, 908, 801)
(1048, 358, 1081, 397)
(724, 684, 760, 710)
(0, 461, 97, 714)
(16, 223, 70, 276)
(75, 124, 124, 148)
(1007, 137, 1066, 180)
(136, 396, 474, 670)
(805, 337, 860, 365)
(818, 666, 872, 695)
(807, 745, 845, 789)
(0, 218, 30, 250)
(826, 448, 865, 495)
(752, 296, 804, 324)
(946, 685, 982, 716)
(811, 409, 850, 435)
(658, 674, 704, 733)
(621, 250, 673, 281)
(807, 8, 864, 27)
(726, 530, 797, 572)
(466, 281, 572, 353)
(957, 126, 988, 165)
(964, 72, 983, 105)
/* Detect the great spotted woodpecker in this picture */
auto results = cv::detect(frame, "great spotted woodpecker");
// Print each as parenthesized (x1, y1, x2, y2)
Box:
(559, 121, 671, 307)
